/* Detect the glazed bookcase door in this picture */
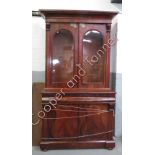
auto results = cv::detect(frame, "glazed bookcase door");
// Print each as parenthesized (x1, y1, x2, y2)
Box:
(79, 24, 108, 88)
(47, 23, 78, 88)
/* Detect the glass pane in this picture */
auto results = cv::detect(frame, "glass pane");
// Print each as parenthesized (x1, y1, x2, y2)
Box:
(52, 29, 74, 82)
(83, 30, 104, 83)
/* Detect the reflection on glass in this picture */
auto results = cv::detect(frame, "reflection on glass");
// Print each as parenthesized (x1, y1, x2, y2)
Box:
(83, 30, 104, 83)
(52, 29, 74, 82)
(52, 59, 59, 65)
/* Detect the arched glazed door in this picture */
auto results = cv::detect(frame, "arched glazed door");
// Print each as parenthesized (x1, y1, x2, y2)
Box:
(79, 24, 108, 88)
(46, 23, 78, 88)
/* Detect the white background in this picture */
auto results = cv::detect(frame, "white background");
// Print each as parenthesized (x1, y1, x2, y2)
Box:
(0, 0, 155, 155)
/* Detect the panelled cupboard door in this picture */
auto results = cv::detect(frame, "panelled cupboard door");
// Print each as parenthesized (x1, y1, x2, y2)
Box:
(78, 104, 114, 141)
(42, 103, 114, 142)
(79, 24, 108, 88)
(42, 104, 79, 141)
(47, 23, 78, 88)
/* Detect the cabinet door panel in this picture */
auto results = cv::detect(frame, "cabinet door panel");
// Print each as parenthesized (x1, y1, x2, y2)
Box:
(42, 104, 78, 141)
(79, 24, 107, 88)
(78, 104, 114, 140)
(47, 23, 78, 88)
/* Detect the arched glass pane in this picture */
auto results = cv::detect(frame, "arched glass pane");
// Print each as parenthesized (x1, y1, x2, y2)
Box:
(83, 30, 104, 83)
(52, 29, 74, 82)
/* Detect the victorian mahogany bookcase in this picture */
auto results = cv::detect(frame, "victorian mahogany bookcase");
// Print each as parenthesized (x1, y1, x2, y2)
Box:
(39, 9, 118, 150)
